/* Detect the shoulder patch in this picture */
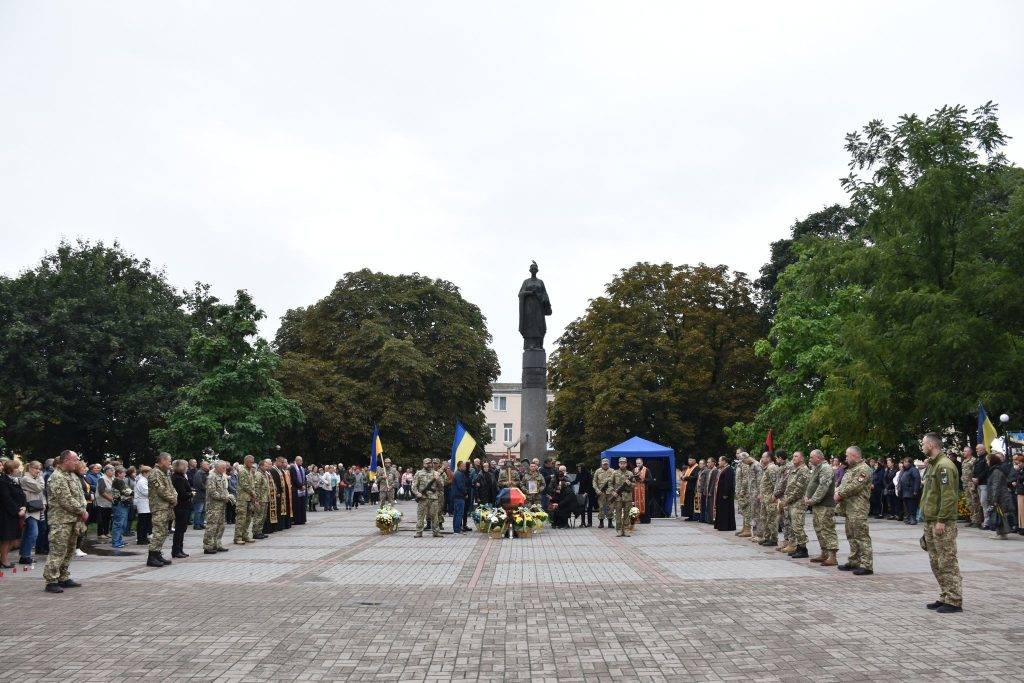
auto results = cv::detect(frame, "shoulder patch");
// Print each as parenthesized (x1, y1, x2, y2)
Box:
(858, 473, 867, 482)
(940, 469, 949, 486)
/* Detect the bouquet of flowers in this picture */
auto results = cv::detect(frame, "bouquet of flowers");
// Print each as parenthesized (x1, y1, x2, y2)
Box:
(375, 504, 402, 534)
(628, 506, 640, 522)
(484, 507, 508, 535)
(527, 504, 548, 530)
(473, 504, 494, 532)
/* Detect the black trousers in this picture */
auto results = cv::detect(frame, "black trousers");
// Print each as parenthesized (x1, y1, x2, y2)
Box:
(136, 512, 152, 544)
(902, 497, 918, 520)
(96, 507, 112, 536)
(172, 508, 189, 554)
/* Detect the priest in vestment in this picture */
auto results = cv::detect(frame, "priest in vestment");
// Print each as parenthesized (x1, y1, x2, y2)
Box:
(267, 463, 284, 532)
(633, 459, 649, 524)
(277, 458, 293, 529)
(680, 457, 700, 519)
(713, 456, 737, 531)
(705, 459, 719, 524)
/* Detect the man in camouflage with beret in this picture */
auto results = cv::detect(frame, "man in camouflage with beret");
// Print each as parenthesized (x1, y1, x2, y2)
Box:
(146, 452, 178, 568)
(758, 452, 780, 546)
(835, 445, 873, 575)
(593, 458, 615, 529)
(233, 455, 256, 545)
(782, 451, 811, 558)
(610, 457, 636, 537)
(203, 460, 234, 553)
(413, 458, 444, 538)
(920, 432, 963, 613)
(42, 450, 89, 593)
(734, 451, 750, 537)
(252, 458, 270, 539)
(804, 449, 837, 566)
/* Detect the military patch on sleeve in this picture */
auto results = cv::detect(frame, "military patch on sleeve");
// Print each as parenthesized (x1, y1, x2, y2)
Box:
(858, 473, 867, 482)
(940, 469, 949, 486)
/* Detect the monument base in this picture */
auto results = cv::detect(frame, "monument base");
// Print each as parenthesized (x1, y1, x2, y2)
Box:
(521, 348, 547, 463)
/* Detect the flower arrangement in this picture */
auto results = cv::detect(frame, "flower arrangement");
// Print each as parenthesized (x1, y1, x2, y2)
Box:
(957, 492, 970, 521)
(375, 504, 402, 534)
(478, 506, 507, 534)
(527, 504, 548, 530)
(473, 504, 495, 532)
(628, 506, 640, 522)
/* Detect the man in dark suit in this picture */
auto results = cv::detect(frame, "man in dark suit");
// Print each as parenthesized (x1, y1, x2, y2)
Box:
(290, 456, 307, 525)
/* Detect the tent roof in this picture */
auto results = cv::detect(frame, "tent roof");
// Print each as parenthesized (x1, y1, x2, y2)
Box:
(601, 435, 674, 458)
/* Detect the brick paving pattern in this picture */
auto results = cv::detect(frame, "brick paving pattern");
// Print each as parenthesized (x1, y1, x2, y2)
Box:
(2, 501, 1021, 681)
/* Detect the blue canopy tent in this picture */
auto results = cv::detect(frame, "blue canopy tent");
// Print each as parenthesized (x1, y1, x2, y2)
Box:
(600, 436, 676, 517)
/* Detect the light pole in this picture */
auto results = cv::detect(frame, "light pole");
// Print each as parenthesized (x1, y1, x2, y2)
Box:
(999, 414, 1012, 456)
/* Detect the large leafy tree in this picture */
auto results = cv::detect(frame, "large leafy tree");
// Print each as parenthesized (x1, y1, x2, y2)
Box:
(730, 104, 1024, 456)
(152, 290, 304, 459)
(549, 263, 768, 465)
(0, 241, 203, 461)
(274, 270, 499, 467)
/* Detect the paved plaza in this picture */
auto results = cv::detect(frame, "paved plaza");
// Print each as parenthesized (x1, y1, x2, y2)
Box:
(2, 503, 1021, 682)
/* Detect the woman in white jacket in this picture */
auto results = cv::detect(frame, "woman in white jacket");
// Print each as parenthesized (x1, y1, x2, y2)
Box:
(133, 466, 151, 545)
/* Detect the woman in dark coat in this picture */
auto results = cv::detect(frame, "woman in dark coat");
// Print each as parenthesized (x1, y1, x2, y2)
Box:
(576, 463, 595, 527)
(713, 457, 737, 532)
(987, 453, 1017, 539)
(473, 462, 498, 507)
(1, 459, 29, 568)
(170, 459, 193, 559)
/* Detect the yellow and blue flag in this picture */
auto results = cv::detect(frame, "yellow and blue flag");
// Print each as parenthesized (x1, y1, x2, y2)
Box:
(370, 425, 384, 471)
(450, 421, 477, 468)
(977, 404, 998, 451)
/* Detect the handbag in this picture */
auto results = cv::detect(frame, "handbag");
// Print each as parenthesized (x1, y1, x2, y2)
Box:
(26, 499, 45, 513)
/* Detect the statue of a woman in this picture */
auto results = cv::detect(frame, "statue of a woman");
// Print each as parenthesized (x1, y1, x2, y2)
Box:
(518, 261, 552, 350)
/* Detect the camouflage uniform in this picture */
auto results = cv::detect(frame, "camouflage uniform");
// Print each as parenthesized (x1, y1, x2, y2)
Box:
(610, 468, 636, 536)
(921, 453, 962, 607)
(747, 461, 762, 537)
(412, 467, 443, 537)
(735, 461, 750, 534)
(774, 461, 793, 548)
(42, 469, 87, 586)
(253, 468, 270, 535)
(147, 467, 178, 554)
(233, 465, 255, 543)
(203, 470, 234, 551)
(836, 461, 873, 571)
(593, 467, 615, 524)
(377, 465, 398, 506)
(496, 467, 521, 489)
(759, 462, 780, 544)
(783, 464, 810, 547)
(961, 456, 981, 525)
(522, 472, 545, 506)
(806, 461, 837, 561)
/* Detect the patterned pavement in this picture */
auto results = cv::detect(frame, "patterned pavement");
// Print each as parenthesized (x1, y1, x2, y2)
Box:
(1, 501, 1021, 681)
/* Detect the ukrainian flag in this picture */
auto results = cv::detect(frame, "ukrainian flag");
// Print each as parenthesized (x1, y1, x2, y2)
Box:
(978, 404, 998, 452)
(370, 425, 384, 471)
(450, 421, 477, 469)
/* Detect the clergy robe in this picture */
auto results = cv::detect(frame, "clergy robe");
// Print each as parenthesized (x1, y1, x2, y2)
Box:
(289, 463, 307, 525)
(267, 467, 284, 532)
(279, 467, 293, 529)
(705, 468, 719, 523)
(713, 465, 737, 531)
(681, 464, 700, 519)
(633, 465, 648, 522)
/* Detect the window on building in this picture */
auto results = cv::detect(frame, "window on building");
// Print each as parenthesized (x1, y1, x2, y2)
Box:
(503, 423, 513, 443)
(493, 396, 507, 411)
(488, 423, 496, 443)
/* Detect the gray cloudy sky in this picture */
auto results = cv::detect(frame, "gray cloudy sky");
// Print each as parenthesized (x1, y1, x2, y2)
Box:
(2, 2, 1022, 381)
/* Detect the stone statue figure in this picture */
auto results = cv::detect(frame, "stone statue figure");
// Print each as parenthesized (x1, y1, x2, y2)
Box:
(518, 261, 552, 350)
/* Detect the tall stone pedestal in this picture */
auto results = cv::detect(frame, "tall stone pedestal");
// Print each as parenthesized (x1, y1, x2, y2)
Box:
(521, 348, 548, 463)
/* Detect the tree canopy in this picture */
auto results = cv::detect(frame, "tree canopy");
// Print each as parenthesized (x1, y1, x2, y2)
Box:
(728, 103, 1024, 457)
(152, 290, 304, 459)
(549, 263, 767, 465)
(0, 241, 203, 461)
(274, 269, 499, 467)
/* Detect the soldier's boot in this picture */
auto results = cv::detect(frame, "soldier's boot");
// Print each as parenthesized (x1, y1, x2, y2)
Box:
(737, 525, 751, 537)
(414, 532, 423, 538)
(810, 550, 827, 563)
(778, 542, 796, 553)
(790, 545, 809, 559)
(159, 553, 172, 565)
(146, 551, 165, 568)
(598, 520, 604, 529)
(821, 551, 837, 567)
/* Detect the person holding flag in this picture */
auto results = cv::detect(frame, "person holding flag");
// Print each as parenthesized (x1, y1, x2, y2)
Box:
(369, 426, 397, 506)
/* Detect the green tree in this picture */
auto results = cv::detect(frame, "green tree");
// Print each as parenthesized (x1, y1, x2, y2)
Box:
(0, 241, 202, 461)
(152, 290, 303, 459)
(732, 103, 1024, 456)
(549, 263, 768, 466)
(274, 270, 499, 467)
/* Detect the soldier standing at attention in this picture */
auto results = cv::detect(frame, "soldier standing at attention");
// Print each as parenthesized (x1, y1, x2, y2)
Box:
(146, 452, 178, 568)
(378, 458, 398, 506)
(835, 445, 873, 575)
(413, 458, 443, 538)
(203, 460, 234, 554)
(42, 450, 89, 593)
(960, 446, 980, 527)
(758, 453, 780, 546)
(920, 432, 963, 613)
(734, 452, 750, 537)
(783, 451, 811, 558)
(610, 457, 636, 537)
(593, 458, 614, 529)
(233, 455, 256, 545)
(773, 451, 793, 552)
(804, 449, 837, 566)
(522, 462, 545, 507)
(252, 459, 270, 539)
(746, 453, 763, 540)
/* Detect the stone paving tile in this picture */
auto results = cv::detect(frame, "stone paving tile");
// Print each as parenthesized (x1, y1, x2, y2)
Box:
(1, 501, 1021, 682)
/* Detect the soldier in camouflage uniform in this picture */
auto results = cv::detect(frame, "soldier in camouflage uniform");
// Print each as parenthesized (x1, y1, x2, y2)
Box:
(146, 452, 178, 567)
(747, 453, 763, 540)
(42, 450, 89, 593)
(735, 452, 750, 537)
(203, 460, 235, 553)
(782, 451, 811, 558)
(835, 446, 873, 575)
(960, 447, 980, 527)
(233, 455, 256, 544)
(610, 457, 636, 536)
(252, 459, 270, 539)
(377, 458, 398, 506)
(521, 462, 546, 507)
(920, 433, 963, 612)
(758, 453, 780, 546)
(773, 452, 793, 552)
(593, 458, 615, 529)
(413, 458, 444, 538)
(803, 449, 837, 566)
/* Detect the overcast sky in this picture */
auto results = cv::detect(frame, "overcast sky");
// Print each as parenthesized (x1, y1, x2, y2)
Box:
(2, 2, 1022, 381)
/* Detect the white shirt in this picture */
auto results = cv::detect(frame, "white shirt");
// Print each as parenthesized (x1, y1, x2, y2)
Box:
(133, 475, 150, 513)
